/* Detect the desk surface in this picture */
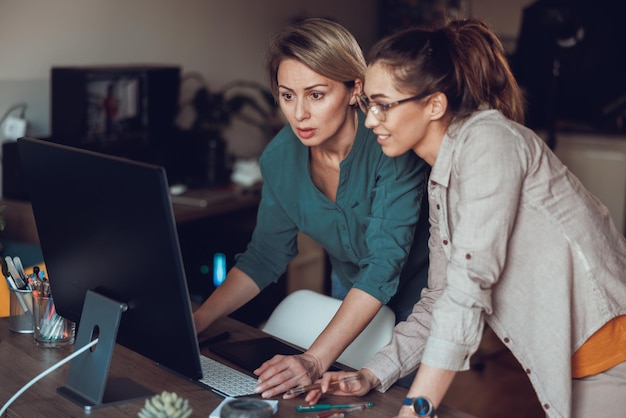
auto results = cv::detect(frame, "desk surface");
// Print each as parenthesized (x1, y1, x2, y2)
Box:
(0, 185, 261, 245)
(0, 316, 474, 418)
(170, 185, 261, 224)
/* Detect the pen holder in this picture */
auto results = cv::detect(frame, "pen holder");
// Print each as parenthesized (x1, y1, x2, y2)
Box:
(9, 288, 34, 333)
(33, 294, 75, 347)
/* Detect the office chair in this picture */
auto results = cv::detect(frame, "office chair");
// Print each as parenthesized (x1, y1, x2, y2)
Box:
(261, 289, 395, 370)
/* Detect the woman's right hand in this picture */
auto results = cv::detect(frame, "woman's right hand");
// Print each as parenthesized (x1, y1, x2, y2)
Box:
(304, 369, 379, 404)
(254, 352, 322, 399)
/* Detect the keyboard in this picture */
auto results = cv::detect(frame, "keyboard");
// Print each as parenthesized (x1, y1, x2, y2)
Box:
(198, 355, 258, 397)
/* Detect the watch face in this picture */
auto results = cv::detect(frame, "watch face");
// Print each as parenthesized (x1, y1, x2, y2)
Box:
(415, 397, 433, 416)
(403, 396, 434, 417)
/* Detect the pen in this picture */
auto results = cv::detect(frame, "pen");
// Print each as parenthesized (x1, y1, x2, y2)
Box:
(5, 275, 33, 318)
(295, 401, 374, 412)
(317, 404, 375, 417)
(287, 375, 360, 395)
(5, 257, 26, 289)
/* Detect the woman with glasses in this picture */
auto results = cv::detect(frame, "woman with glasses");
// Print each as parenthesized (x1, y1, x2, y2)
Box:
(193, 18, 431, 399)
(311, 19, 626, 417)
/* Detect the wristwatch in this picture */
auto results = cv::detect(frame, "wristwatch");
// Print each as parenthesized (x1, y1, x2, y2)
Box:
(403, 397, 436, 417)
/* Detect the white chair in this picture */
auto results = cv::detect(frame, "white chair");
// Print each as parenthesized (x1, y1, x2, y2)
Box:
(261, 289, 395, 370)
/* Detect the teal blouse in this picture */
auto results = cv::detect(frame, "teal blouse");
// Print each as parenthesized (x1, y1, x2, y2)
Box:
(235, 111, 430, 316)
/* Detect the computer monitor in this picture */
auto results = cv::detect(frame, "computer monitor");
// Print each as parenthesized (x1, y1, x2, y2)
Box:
(17, 136, 202, 409)
(50, 65, 181, 172)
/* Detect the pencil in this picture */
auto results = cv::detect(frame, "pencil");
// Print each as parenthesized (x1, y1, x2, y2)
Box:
(286, 375, 360, 395)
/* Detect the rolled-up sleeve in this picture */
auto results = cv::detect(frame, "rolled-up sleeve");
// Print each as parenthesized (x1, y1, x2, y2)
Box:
(235, 181, 299, 289)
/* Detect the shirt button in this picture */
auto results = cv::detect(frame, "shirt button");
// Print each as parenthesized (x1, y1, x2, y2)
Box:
(525, 369, 531, 374)
(503, 337, 510, 343)
(436, 204, 440, 210)
(543, 404, 550, 410)
(442, 240, 448, 245)
(465, 253, 472, 260)
(430, 181, 436, 185)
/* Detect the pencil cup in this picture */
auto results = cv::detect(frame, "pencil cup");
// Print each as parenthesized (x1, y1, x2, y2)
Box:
(9, 288, 34, 333)
(33, 294, 75, 347)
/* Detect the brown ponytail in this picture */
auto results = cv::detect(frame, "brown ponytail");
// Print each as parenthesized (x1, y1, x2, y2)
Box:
(368, 19, 525, 124)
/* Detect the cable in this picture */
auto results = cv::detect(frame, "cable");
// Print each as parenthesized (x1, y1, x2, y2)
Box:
(0, 103, 28, 152)
(0, 337, 99, 416)
(0, 102, 28, 127)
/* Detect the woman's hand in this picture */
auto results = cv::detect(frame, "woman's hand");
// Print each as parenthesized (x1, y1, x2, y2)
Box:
(303, 369, 379, 404)
(254, 353, 322, 399)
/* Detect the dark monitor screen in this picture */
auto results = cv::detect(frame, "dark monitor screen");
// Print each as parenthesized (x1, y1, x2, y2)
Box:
(17, 136, 202, 382)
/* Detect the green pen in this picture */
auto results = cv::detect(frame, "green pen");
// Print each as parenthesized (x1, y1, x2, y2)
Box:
(295, 402, 374, 412)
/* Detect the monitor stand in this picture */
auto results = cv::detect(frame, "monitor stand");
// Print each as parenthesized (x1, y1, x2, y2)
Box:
(57, 290, 154, 411)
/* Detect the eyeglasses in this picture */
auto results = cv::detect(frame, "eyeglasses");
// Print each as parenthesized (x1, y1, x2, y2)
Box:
(357, 92, 429, 122)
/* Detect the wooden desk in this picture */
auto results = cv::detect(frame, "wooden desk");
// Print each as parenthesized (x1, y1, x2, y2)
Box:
(0, 198, 39, 245)
(0, 317, 474, 418)
(169, 185, 261, 225)
(0, 185, 261, 245)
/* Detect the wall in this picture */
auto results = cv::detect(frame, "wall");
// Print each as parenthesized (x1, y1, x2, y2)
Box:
(0, 1, 378, 138)
(469, 0, 534, 52)
(0, 0, 533, 136)
(0, 0, 534, 193)
(554, 132, 626, 234)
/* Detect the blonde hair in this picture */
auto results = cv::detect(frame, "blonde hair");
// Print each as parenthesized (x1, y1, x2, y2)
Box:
(266, 18, 366, 99)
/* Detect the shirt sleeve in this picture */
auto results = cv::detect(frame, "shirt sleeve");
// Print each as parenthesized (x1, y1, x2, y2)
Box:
(235, 180, 299, 289)
(363, 200, 445, 391)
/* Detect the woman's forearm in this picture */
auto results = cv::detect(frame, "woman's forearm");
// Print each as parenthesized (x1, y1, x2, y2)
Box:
(193, 267, 260, 333)
(306, 288, 382, 374)
(401, 363, 457, 415)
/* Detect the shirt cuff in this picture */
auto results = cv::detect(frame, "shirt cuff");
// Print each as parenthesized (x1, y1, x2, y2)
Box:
(422, 335, 472, 371)
(363, 354, 403, 393)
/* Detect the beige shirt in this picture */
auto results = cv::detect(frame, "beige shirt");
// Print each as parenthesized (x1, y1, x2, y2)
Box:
(365, 110, 626, 418)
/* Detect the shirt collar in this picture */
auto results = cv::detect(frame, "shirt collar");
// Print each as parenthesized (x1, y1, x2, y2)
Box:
(429, 126, 456, 188)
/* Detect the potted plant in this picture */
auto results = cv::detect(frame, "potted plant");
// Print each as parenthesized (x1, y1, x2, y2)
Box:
(175, 73, 282, 187)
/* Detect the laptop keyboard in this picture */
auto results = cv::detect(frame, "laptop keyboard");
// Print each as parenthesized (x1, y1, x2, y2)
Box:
(199, 355, 258, 397)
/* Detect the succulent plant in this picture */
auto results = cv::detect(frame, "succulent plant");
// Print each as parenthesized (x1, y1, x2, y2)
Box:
(137, 391, 193, 418)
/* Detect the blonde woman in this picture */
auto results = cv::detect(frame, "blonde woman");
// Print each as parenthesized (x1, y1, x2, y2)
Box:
(193, 18, 430, 399)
